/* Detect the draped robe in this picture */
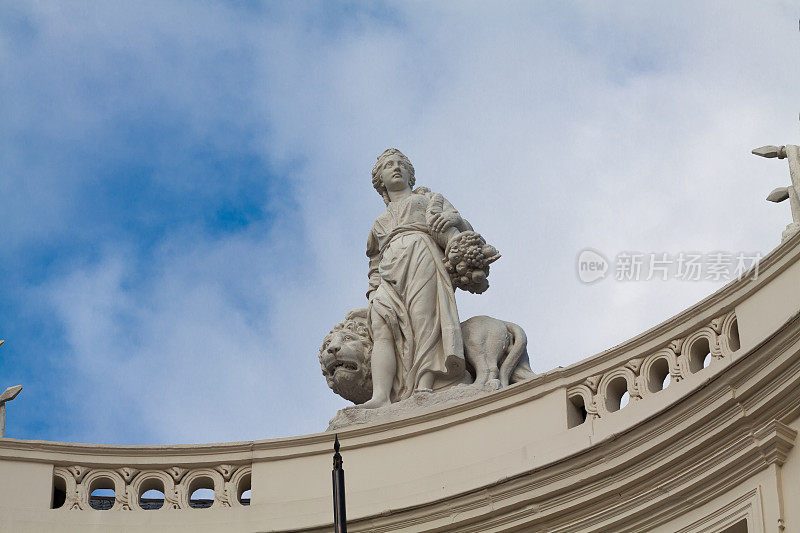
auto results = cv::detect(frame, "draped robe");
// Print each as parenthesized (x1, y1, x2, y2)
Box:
(366, 191, 465, 401)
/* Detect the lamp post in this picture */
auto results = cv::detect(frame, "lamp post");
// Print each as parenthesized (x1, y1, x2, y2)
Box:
(0, 340, 24, 439)
(332, 434, 347, 533)
(0, 383, 23, 438)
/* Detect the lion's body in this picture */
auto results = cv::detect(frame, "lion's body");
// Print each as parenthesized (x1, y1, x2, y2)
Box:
(320, 310, 535, 404)
(461, 315, 534, 390)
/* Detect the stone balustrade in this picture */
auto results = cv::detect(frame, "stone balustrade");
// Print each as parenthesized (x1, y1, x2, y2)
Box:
(566, 310, 741, 427)
(51, 463, 251, 511)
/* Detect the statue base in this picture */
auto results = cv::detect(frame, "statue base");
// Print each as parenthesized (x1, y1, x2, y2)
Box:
(327, 384, 495, 431)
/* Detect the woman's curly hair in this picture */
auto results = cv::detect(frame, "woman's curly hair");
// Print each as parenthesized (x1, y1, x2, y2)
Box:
(371, 148, 416, 205)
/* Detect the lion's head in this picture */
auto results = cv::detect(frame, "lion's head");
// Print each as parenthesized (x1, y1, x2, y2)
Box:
(319, 308, 373, 404)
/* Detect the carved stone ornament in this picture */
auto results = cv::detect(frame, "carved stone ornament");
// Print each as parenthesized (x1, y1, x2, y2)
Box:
(710, 316, 724, 334)
(217, 488, 232, 508)
(116, 467, 140, 483)
(625, 357, 644, 374)
(668, 338, 684, 355)
(584, 375, 602, 394)
(116, 491, 132, 511)
(164, 490, 181, 510)
(215, 464, 235, 481)
(67, 465, 88, 483)
(166, 466, 188, 483)
(710, 336, 724, 359)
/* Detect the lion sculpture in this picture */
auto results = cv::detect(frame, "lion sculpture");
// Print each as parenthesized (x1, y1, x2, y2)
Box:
(319, 308, 535, 404)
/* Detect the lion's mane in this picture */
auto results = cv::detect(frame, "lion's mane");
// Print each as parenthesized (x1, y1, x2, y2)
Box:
(318, 314, 373, 403)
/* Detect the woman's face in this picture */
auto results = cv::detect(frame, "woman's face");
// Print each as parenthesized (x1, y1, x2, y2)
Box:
(379, 155, 411, 193)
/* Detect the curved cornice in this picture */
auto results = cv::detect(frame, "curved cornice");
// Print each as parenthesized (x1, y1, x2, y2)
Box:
(291, 308, 800, 532)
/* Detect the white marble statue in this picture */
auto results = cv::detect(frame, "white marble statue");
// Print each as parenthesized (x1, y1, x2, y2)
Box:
(753, 143, 800, 241)
(361, 148, 499, 408)
(318, 148, 523, 417)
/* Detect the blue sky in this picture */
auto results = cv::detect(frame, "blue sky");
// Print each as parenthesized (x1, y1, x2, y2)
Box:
(1, 2, 799, 445)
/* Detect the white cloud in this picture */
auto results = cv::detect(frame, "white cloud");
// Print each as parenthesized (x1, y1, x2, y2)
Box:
(46, 224, 352, 444)
(10, 2, 800, 443)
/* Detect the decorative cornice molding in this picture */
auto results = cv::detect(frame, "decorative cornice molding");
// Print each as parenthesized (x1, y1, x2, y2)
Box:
(754, 419, 797, 466)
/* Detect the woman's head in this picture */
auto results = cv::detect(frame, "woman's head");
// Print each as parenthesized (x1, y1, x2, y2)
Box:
(372, 148, 416, 204)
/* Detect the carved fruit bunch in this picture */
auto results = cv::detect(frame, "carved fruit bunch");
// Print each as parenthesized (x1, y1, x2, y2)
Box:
(443, 231, 501, 294)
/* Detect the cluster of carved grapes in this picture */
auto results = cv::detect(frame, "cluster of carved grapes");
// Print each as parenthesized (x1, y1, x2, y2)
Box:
(443, 231, 500, 294)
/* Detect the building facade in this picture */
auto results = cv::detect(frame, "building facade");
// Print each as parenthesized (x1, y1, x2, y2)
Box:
(2, 233, 800, 532)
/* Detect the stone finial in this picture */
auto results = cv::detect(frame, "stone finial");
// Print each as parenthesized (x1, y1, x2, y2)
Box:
(753, 143, 800, 241)
(752, 145, 787, 159)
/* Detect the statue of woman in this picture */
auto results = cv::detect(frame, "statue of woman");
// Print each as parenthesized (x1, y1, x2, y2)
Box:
(362, 148, 473, 408)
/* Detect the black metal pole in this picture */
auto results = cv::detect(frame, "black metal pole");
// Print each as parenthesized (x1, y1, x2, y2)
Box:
(332, 434, 347, 533)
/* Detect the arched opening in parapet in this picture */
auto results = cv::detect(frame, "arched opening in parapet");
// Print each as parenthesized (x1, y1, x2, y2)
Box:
(140, 489, 165, 509)
(188, 477, 215, 509)
(51, 474, 66, 509)
(729, 318, 741, 352)
(138, 478, 165, 510)
(88, 478, 115, 510)
(238, 473, 251, 506)
(688, 337, 711, 373)
(647, 358, 671, 393)
(604, 376, 629, 413)
(566, 394, 587, 428)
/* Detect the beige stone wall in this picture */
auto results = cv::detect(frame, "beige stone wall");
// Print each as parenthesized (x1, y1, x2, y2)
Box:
(1, 234, 800, 532)
(774, 413, 800, 530)
(0, 460, 52, 510)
